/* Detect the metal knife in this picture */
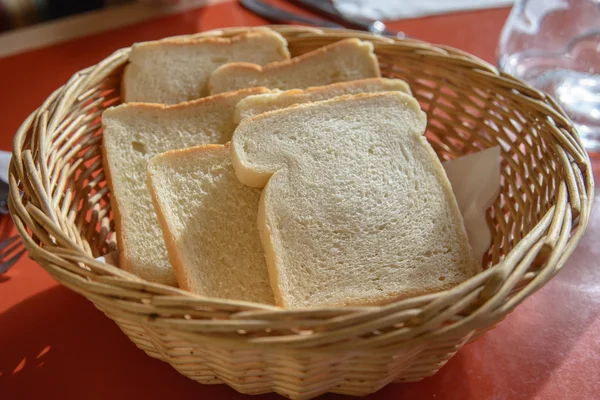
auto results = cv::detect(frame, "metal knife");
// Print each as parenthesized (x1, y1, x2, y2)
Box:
(240, 0, 345, 29)
(0, 151, 11, 215)
(290, 0, 408, 38)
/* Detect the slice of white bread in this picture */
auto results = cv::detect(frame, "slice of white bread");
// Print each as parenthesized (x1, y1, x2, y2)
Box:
(231, 92, 479, 309)
(122, 29, 289, 104)
(234, 78, 411, 123)
(147, 144, 274, 304)
(209, 38, 381, 95)
(102, 87, 270, 285)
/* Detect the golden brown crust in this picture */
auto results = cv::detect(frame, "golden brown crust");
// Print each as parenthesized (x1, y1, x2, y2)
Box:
(146, 161, 191, 290)
(151, 142, 227, 158)
(109, 86, 272, 115)
(238, 92, 416, 132)
(302, 77, 408, 93)
(234, 78, 412, 123)
(218, 38, 369, 74)
(101, 127, 127, 273)
(120, 63, 131, 103)
(131, 29, 289, 53)
(146, 143, 232, 291)
(256, 178, 284, 307)
(208, 38, 380, 94)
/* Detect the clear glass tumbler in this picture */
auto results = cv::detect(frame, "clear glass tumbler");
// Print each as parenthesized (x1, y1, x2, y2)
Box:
(498, 0, 600, 152)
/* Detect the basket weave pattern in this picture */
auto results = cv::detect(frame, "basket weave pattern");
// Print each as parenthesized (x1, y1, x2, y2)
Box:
(9, 27, 593, 399)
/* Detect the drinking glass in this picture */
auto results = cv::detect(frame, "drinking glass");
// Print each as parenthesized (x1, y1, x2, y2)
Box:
(498, 0, 600, 152)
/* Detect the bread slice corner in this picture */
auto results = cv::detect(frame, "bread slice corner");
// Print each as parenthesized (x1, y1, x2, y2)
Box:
(147, 143, 275, 304)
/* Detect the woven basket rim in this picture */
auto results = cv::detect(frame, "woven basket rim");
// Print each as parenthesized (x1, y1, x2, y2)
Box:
(8, 26, 594, 350)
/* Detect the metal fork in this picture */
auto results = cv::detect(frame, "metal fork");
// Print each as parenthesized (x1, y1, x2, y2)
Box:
(0, 235, 26, 274)
(240, 0, 410, 39)
(0, 179, 25, 275)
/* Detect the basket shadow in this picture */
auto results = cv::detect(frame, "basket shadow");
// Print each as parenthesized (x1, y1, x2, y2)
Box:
(362, 199, 600, 400)
(0, 213, 18, 281)
(0, 285, 282, 399)
(2, 205, 597, 400)
(0, 213, 13, 240)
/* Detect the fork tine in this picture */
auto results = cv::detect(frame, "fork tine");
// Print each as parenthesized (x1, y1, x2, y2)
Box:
(1, 239, 23, 258)
(0, 235, 18, 251)
(0, 234, 25, 275)
(0, 248, 26, 274)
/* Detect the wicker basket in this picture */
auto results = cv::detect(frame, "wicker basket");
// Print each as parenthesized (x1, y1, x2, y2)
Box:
(9, 26, 594, 399)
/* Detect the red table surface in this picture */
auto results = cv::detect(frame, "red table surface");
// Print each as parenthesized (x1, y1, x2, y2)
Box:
(1, 1, 599, 399)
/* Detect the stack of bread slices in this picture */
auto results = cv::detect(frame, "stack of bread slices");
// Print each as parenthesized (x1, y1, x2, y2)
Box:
(102, 28, 480, 309)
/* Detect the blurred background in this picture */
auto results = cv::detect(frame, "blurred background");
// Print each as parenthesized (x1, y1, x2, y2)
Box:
(0, 0, 185, 32)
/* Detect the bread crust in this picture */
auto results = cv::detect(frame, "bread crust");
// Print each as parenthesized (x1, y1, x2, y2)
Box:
(109, 86, 272, 115)
(147, 143, 275, 304)
(145, 145, 228, 291)
(101, 134, 127, 275)
(234, 78, 411, 123)
(256, 175, 284, 306)
(208, 38, 381, 94)
(122, 29, 290, 103)
(129, 29, 289, 52)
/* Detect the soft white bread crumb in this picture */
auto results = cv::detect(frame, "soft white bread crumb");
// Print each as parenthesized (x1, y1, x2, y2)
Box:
(102, 87, 270, 285)
(231, 92, 479, 308)
(147, 144, 274, 304)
